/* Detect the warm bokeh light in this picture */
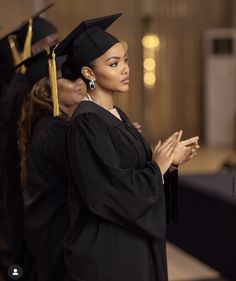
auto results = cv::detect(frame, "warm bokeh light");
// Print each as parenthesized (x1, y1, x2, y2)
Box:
(144, 72, 156, 86)
(143, 58, 156, 71)
(142, 34, 160, 49)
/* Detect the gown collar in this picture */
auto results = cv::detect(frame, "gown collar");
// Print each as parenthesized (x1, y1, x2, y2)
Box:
(73, 100, 126, 127)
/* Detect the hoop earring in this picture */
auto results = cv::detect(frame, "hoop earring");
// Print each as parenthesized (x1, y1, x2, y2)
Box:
(89, 79, 95, 90)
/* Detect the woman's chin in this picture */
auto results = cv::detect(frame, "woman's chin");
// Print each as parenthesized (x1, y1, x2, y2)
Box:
(117, 85, 129, 93)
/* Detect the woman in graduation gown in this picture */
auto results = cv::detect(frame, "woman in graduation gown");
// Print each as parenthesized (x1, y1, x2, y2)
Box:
(17, 51, 86, 281)
(55, 13, 200, 281)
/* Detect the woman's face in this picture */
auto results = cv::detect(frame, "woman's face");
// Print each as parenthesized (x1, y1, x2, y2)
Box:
(57, 77, 86, 112)
(92, 42, 129, 93)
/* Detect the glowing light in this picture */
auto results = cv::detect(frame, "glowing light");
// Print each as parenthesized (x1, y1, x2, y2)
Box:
(142, 34, 160, 49)
(143, 58, 156, 71)
(144, 72, 156, 87)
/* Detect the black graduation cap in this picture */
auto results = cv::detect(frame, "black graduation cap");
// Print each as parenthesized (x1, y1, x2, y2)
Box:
(0, 4, 57, 50)
(0, 4, 57, 78)
(54, 13, 122, 80)
(14, 50, 66, 116)
(16, 4, 58, 50)
(14, 50, 65, 86)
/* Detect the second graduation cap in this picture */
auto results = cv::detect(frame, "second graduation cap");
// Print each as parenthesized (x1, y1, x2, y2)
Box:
(15, 50, 65, 86)
(16, 4, 58, 50)
(15, 50, 66, 116)
(0, 4, 57, 78)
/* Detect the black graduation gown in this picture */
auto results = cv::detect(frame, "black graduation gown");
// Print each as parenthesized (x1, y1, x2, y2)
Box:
(24, 115, 68, 281)
(65, 101, 178, 281)
(0, 81, 12, 279)
(0, 73, 36, 280)
(0, 78, 14, 276)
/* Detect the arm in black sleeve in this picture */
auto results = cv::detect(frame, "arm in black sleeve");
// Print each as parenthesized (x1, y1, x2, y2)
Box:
(164, 169, 179, 224)
(67, 112, 167, 238)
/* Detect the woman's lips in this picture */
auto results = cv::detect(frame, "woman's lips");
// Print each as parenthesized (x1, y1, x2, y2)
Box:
(121, 77, 129, 84)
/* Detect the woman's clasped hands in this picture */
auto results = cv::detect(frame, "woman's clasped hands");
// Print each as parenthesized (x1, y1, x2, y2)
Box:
(153, 130, 200, 175)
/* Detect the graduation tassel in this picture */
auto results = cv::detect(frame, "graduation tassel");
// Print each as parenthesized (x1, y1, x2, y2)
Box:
(21, 18, 33, 74)
(48, 49, 60, 117)
(22, 18, 33, 60)
(8, 35, 22, 66)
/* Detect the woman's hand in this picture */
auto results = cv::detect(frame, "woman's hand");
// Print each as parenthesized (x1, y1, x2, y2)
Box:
(172, 132, 200, 166)
(153, 132, 180, 175)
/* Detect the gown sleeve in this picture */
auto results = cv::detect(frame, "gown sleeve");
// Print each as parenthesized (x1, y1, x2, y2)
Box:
(164, 169, 178, 224)
(67, 112, 166, 239)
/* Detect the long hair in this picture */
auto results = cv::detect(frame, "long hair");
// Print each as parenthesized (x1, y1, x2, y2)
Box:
(18, 77, 67, 188)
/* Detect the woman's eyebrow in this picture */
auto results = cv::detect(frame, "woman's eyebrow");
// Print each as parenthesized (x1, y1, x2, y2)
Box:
(106, 56, 120, 62)
(106, 53, 127, 62)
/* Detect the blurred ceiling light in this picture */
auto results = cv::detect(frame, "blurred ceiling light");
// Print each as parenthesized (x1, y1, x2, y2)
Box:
(142, 34, 160, 49)
(143, 58, 156, 71)
(144, 72, 156, 86)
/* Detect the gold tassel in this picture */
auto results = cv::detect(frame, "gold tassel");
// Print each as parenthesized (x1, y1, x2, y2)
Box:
(21, 18, 33, 74)
(22, 18, 33, 60)
(8, 35, 22, 66)
(48, 49, 60, 117)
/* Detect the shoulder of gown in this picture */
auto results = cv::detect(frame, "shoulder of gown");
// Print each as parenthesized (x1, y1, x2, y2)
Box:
(72, 100, 124, 127)
(29, 115, 68, 166)
(31, 115, 68, 145)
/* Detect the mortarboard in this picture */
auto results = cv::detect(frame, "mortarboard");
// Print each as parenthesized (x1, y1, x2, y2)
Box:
(0, 4, 57, 78)
(17, 17, 58, 50)
(54, 13, 122, 80)
(14, 49, 66, 116)
(14, 49, 65, 86)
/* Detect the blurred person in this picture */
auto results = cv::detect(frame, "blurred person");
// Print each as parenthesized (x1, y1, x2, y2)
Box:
(0, 4, 58, 155)
(0, 5, 59, 279)
(55, 13, 199, 281)
(17, 50, 85, 281)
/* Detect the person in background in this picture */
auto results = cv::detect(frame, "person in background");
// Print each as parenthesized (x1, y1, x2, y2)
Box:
(0, 5, 59, 280)
(55, 13, 199, 281)
(17, 50, 85, 281)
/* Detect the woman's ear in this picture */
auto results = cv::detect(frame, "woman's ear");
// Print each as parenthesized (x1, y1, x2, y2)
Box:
(81, 66, 95, 81)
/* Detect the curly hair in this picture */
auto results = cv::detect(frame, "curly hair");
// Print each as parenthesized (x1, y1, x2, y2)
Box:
(18, 77, 68, 188)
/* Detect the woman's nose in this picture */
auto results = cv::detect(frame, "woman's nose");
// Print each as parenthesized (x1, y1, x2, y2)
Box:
(122, 62, 129, 74)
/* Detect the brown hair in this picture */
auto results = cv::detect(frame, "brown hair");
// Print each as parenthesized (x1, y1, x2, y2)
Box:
(18, 77, 68, 188)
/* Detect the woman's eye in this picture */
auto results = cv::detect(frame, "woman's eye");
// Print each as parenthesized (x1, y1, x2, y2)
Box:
(125, 58, 128, 64)
(110, 62, 118, 67)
